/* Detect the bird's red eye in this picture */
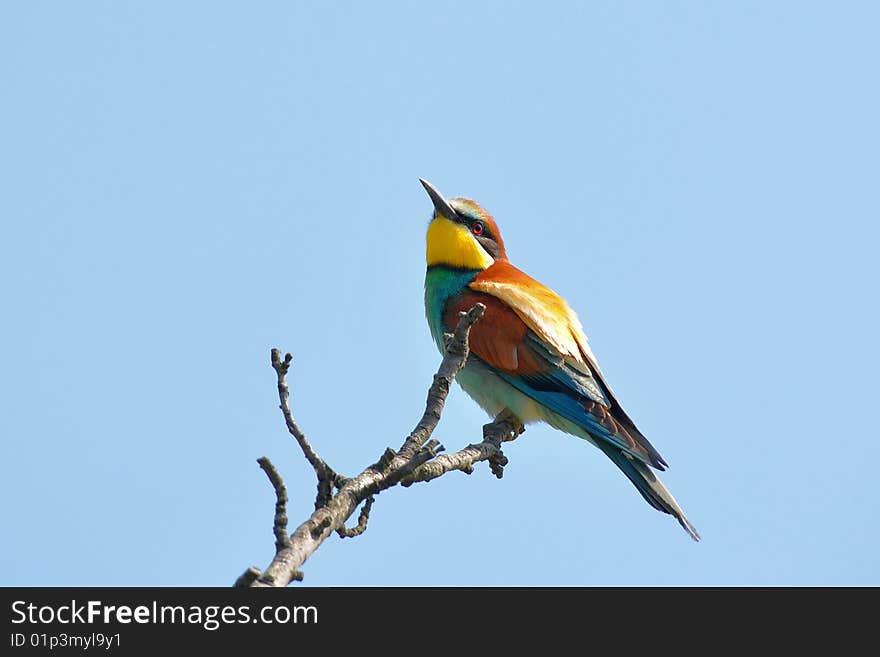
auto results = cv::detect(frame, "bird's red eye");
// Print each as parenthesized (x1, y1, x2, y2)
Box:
(472, 222, 484, 236)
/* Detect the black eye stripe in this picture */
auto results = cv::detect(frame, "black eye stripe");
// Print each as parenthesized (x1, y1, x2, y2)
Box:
(454, 213, 493, 239)
(476, 234, 503, 259)
(451, 210, 501, 259)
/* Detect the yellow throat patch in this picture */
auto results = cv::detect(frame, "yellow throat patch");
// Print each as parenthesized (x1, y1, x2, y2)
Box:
(426, 215, 494, 270)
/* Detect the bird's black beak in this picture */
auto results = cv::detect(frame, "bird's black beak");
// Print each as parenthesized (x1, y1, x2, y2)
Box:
(419, 178, 458, 221)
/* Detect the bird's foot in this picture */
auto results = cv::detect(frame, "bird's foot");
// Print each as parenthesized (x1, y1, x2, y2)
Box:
(481, 410, 524, 479)
(490, 409, 525, 443)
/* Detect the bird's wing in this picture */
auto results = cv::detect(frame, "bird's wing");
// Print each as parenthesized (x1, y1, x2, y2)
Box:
(455, 261, 667, 470)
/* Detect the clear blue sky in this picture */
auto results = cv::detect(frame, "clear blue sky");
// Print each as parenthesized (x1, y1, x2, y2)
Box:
(2, 1, 877, 586)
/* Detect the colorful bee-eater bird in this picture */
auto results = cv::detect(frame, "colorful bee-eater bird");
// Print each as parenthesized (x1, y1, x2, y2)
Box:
(420, 179, 699, 540)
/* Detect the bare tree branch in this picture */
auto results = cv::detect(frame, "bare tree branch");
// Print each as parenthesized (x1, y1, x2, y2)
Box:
(396, 307, 485, 462)
(400, 414, 524, 485)
(336, 496, 374, 538)
(257, 456, 290, 550)
(243, 302, 528, 586)
(270, 349, 344, 508)
(233, 567, 262, 588)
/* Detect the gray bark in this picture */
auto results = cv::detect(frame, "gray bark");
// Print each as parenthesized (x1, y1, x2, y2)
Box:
(237, 304, 524, 587)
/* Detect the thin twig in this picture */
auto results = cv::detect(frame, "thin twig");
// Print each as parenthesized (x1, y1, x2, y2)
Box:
(397, 304, 486, 461)
(270, 349, 344, 508)
(336, 496, 374, 538)
(400, 415, 524, 485)
(257, 456, 291, 550)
